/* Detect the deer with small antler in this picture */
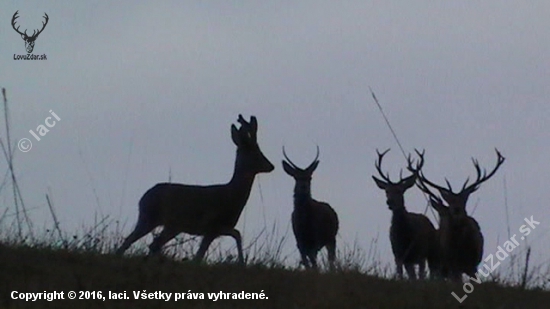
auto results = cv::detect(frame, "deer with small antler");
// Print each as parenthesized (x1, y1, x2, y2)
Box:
(410, 149, 505, 280)
(11, 11, 49, 54)
(372, 149, 437, 280)
(282, 146, 339, 270)
(116, 115, 274, 263)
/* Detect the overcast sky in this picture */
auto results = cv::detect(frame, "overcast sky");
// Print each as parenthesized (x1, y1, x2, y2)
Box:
(1, 1, 549, 273)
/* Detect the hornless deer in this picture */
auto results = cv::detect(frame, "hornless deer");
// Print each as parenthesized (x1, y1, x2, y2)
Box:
(282, 146, 339, 270)
(412, 149, 505, 280)
(116, 115, 275, 263)
(372, 149, 437, 280)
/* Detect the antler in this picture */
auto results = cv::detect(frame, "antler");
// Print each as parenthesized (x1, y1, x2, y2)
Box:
(416, 174, 443, 205)
(407, 149, 448, 213)
(282, 146, 298, 169)
(11, 11, 49, 39)
(237, 114, 257, 140)
(374, 148, 393, 184)
(282, 145, 320, 170)
(11, 11, 25, 36)
(418, 176, 449, 214)
(406, 149, 424, 175)
(312, 145, 320, 165)
(461, 148, 505, 195)
(32, 13, 49, 39)
(406, 149, 437, 200)
(410, 149, 454, 195)
(415, 148, 505, 198)
(375, 148, 415, 185)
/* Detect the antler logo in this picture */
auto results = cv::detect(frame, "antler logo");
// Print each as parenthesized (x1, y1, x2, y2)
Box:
(11, 11, 49, 54)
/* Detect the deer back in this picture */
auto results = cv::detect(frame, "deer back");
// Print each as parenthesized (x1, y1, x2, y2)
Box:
(142, 115, 274, 235)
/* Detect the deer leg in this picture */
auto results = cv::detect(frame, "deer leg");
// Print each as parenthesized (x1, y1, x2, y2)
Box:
(428, 245, 443, 279)
(326, 240, 337, 271)
(193, 234, 216, 262)
(395, 259, 404, 280)
(404, 263, 417, 280)
(445, 260, 460, 281)
(449, 268, 462, 282)
(418, 261, 426, 280)
(466, 268, 478, 278)
(116, 217, 157, 255)
(308, 252, 318, 270)
(440, 264, 451, 280)
(296, 241, 311, 268)
(427, 256, 441, 279)
(301, 255, 311, 268)
(222, 229, 244, 264)
(297, 246, 311, 269)
(148, 227, 178, 255)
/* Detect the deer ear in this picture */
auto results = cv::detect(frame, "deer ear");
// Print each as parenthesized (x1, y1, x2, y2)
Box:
(231, 124, 241, 146)
(401, 174, 416, 190)
(282, 161, 296, 177)
(462, 185, 479, 197)
(306, 160, 319, 174)
(439, 190, 454, 204)
(457, 193, 471, 208)
(372, 176, 387, 190)
(250, 116, 258, 133)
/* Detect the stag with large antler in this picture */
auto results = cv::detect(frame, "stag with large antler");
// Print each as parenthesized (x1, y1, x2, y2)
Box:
(116, 115, 274, 263)
(12, 11, 49, 54)
(282, 146, 339, 270)
(372, 149, 437, 280)
(411, 149, 505, 280)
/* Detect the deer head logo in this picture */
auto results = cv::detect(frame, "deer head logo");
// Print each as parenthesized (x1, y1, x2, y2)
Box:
(11, 11, 49, 54)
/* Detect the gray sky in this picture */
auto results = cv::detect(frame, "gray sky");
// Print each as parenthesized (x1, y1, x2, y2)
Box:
(1, 1, 549, 271)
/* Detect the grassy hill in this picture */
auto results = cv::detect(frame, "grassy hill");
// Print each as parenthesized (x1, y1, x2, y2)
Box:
(0, 88, 548, 308)
(0, 243, 549, 309)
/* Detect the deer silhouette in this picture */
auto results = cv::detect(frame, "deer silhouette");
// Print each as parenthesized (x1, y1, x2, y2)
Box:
(282, 146, 339, 270)
(412, 149, 504, 280)
(372, 149, 437, 280)
(116, 115, 274, 263)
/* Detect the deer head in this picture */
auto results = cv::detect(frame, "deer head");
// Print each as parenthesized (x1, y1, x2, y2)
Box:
(413, 149, 505, 219)
(12, 11, 49, 54)
(372, 149, 417, 211)
(282, 145, 320, 197)
(231, 114, 274, 175)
